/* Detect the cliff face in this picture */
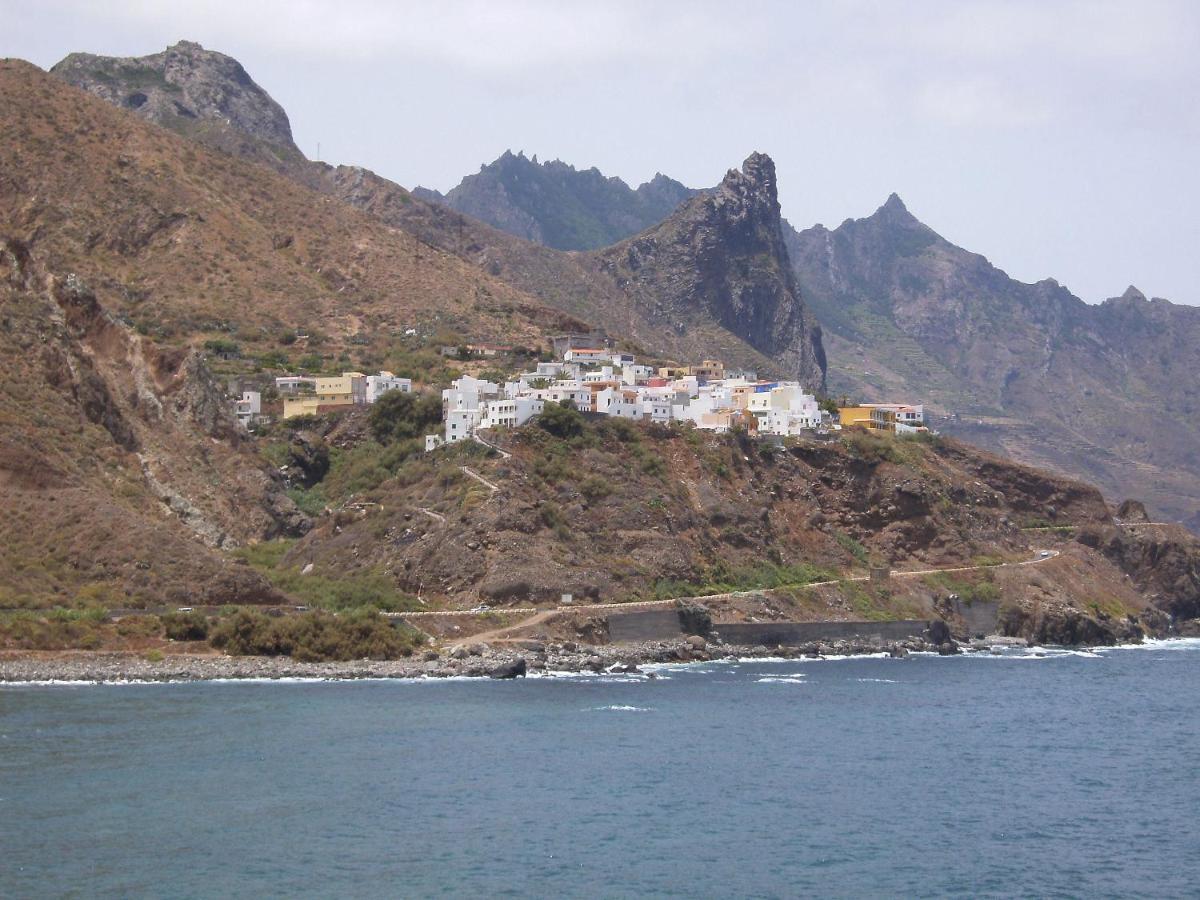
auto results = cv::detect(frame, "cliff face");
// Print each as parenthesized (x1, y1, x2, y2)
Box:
(48, 40, 334, 193)
(786, 198, 1200, 529)
(594, 153, 826, 388)
(419, 151, 698, 250)
(0, 236, 303, 606)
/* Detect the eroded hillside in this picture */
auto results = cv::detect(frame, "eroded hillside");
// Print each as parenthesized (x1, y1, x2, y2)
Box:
(261, 408, 1199, 644)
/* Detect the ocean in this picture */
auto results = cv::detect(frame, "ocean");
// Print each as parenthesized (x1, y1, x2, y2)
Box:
(3, 642, 1200, 898)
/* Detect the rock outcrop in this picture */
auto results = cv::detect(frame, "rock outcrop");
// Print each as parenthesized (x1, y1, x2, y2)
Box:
(595, 153, 827, 389)
(52, 41, 299, 155)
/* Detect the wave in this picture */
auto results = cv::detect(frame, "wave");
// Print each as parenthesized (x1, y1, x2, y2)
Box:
(589, 705, 654, 712)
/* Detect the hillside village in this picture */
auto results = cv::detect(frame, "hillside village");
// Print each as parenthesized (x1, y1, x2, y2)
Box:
(234, 335, 925, 445)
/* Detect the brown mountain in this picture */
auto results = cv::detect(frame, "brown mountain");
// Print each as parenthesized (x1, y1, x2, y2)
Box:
(0, 58, 581, 603)
(785, 197, 1200, 529)
(51, 43, 826, 388)
(4, 54, 1200, 641)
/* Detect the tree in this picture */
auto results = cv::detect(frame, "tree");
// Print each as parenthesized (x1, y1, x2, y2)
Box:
(537, 400, 585, 439)
(369, 390, 443, 443)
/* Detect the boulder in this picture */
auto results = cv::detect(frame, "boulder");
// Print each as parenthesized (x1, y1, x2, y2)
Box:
(489, 657, 527, 679)
(927, 619, 952, 645)
(685, 634, 707, 651)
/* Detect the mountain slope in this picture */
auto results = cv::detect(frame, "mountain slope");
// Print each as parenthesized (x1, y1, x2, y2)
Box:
(416, 150, 698, 250)
(10, 59, 566, 354)
(51, 43, 830, 388)
(785, 198, 1200, 528)
(0, 58, 587, 602)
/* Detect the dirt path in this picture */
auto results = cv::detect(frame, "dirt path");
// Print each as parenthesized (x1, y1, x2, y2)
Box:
(387, 549, 1064, 641)
(460, 466, 501, 494)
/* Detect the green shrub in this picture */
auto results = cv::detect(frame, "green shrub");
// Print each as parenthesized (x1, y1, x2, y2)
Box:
(203, 338, 240, 357)
(835, 532, 870, 564)
(162, 610, 209, 641)
(537, 401, 585, 439)
(579, 475, 613, 500)
(209, 608, 422, 661)
(368, 391, 443, 444)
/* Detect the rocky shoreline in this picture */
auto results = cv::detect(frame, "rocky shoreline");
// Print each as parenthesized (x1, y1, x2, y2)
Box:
(0, 633, 1062, 684)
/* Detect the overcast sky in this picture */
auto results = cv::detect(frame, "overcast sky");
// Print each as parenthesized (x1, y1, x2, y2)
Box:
(5, 0, 1198, 304)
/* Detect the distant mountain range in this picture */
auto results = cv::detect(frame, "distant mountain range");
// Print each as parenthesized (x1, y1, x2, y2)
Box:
(407, 146, 1200, 530)
(44, 40, 1200, 529)
(414, 151, 698, 251)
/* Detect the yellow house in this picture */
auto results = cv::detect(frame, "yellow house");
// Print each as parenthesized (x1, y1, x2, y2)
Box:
(282, 372, 366, 418)
(283, 396, 322, 419)
(688, 359, 725, 380)
(838, 406, 876, 429)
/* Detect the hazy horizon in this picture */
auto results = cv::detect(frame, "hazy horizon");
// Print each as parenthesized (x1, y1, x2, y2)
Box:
(4, 0, 1197, 304)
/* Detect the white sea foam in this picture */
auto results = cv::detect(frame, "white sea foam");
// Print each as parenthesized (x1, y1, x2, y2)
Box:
(856, 678, 899, 683)
(756, 675, 807, 684)
(589, 705, 653, 712)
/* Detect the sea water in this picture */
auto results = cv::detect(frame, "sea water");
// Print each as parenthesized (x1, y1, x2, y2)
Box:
(3, 641, 1200, 898)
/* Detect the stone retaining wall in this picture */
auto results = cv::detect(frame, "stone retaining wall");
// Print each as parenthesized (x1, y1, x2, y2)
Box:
(607, 609, 692, 642)
(714, 620, 931, 646)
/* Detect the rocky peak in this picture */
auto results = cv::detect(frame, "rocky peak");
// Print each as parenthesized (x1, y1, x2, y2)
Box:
(596, 152, 826, 389)
(51, 40, 298, 154)
(720, 152, 779, 208)
(867, 192, 924, 231)
(1119, 285, 1148, 302)
(436, 150, 700, 251)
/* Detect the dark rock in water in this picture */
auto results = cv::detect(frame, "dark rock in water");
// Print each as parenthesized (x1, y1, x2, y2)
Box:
(938, 642, 959, 656)
(889, 646, 909, 659)
(490, 658, 527, 679)
(927, 619, 952, 645)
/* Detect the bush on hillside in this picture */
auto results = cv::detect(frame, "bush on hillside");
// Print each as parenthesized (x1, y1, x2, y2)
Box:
(369, 391, 443, 444)
(209, 608, 422, 661)
(161, 609, 209, 641)
(537, 401, 585, 440)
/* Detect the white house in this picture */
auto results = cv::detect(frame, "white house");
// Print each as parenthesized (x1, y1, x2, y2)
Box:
(746, 382, 821, 435)
(621, 364, 655, 385)
(234, 390, 262, 427)
(477, 396, 544, 431)
(441, 375, 501, 444)
(365, 371, 412, 403)
(563, 347, 612, 365)
(274, 375, 315, 394)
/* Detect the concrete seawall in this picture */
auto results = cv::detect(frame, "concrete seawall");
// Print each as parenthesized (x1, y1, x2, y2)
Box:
(714, 620, 931, 645)
(605, 609, 935, 646)
(607, 609, 692, 643)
